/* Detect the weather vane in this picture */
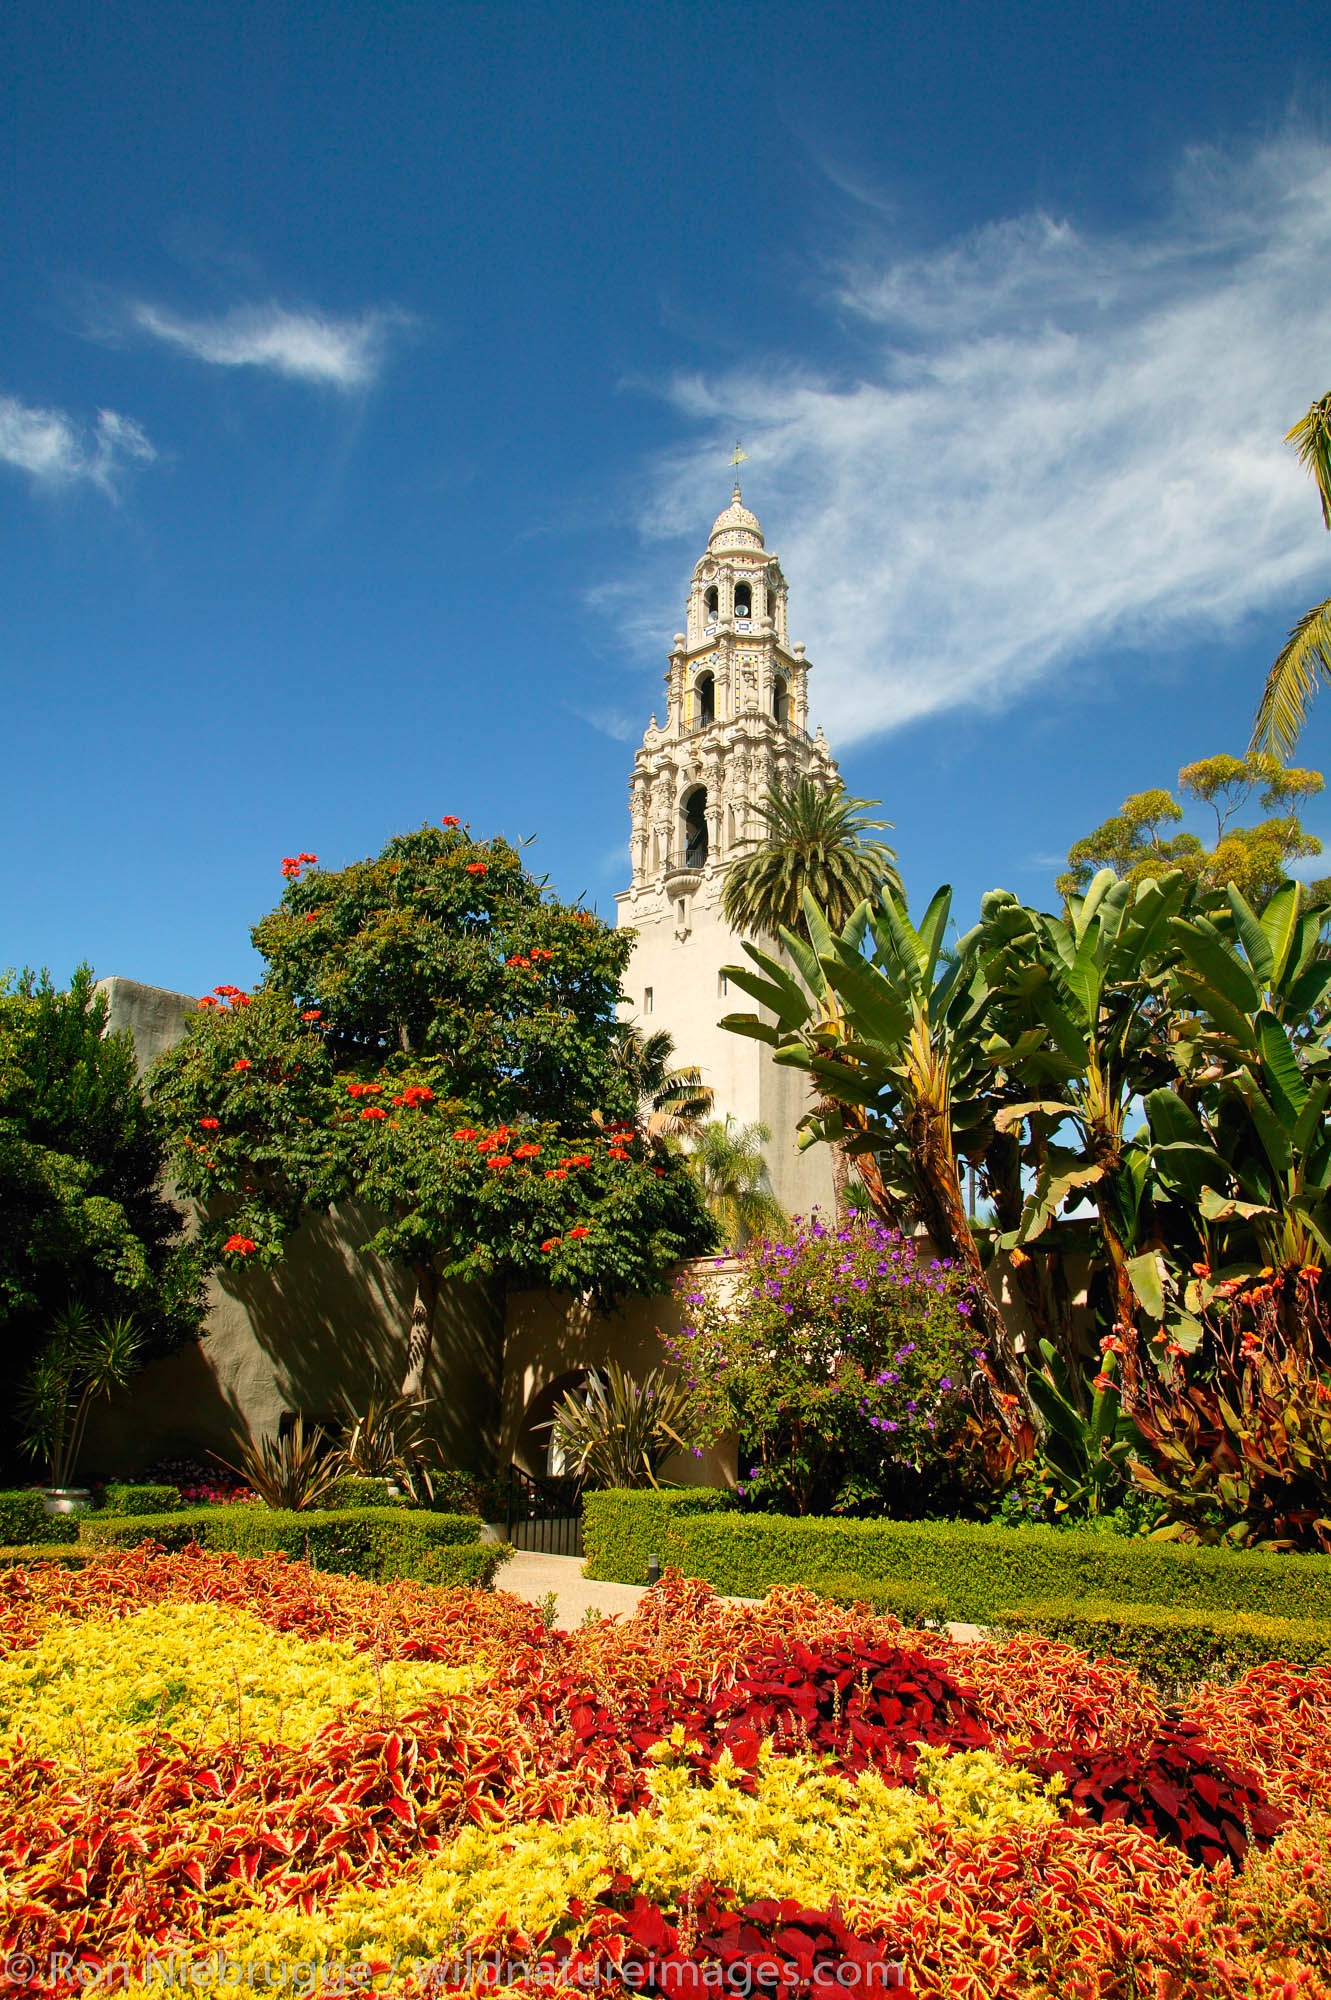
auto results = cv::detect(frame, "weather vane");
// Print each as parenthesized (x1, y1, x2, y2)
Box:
(730, 440, 748, 473)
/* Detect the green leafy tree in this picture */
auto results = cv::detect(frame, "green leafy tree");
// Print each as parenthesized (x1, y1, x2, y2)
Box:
(1058, 754, 1324, 904)
(1252, 393, 1331, 759)
(0, 968, 202, 1451)
(150, 824, 716, 1395)
(721, 778, 900, 940)
(687, 1116, 785, 1249)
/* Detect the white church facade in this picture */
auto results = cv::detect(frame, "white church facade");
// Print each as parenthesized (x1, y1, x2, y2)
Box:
(615, 482, 839, 1220)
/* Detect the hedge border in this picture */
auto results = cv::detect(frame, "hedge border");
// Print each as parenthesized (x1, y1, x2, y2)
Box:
(79, 1506, 508, 1588)
(581, 1490, 1331, 1624)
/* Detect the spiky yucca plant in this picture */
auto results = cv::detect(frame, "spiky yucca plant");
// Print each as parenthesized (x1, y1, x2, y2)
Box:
(722, 778, 900, 941)
(1252, 393, 1331, 760)
(216, 1418, 341, 1511)
(546, 1361, 696, 1489)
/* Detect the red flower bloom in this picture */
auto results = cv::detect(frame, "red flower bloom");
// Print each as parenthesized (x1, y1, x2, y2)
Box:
(281, 858, 300, 878)
(199, 1118, 220, 1131)
(1092, 1373, 1114, 1393)
(402, 1085, 434, 1107)
(301, 1009, 322, 1022)
(441, 816, 460, 827)
(545, 1168, 567, 1179)
(360, 1107, 388, 1121)
(568, 1225, 590, 1239)
(223, 1234, 256, 1255)
(197, 995, 217, 1008)
(654, 1166, 666, 1177)
(231, 1059, 252, 1073)
(513, 1143, 541, 1159)
(608, 1146, 630, 1160)
(305, 914, 317, 924)
(465, 862, 487, 875)
(488, 1155, 513, 1170)
(453, 1128, 477, 1141)
(540, 1238, 560, 1252)
(298, 852, 317, 864)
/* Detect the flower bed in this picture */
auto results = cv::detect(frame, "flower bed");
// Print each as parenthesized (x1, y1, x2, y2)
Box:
(1, 1553, 1329, 1995)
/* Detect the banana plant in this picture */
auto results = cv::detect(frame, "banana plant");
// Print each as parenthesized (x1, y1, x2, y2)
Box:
(1025, 1340, 1139, 1518)
(980, 869, 1192, 1332)
(1149, 879, 1331, 1278)
(721, 884, 1026, 1393)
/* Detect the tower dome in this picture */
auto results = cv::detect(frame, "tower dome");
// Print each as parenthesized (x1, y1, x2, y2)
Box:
(707, 482, 765, 553)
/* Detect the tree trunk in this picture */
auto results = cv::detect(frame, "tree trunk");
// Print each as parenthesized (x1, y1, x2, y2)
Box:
(401, 1261, 438, 1400)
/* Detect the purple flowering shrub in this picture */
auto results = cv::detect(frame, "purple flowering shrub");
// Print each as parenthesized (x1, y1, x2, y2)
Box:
(665, 1214, 983, 1516)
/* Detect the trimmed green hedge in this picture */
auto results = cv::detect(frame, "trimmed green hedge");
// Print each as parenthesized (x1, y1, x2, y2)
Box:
(324, 1477, 399, 1510)
(79, 1506, 508, 1587)
(0, 1491, 79, 1545)
(582, 1490, 1331, 1624)
(987, 1596, 1331, 1688)
(102, 1483, 181, 1515)
(0, 1543, 98, 1568)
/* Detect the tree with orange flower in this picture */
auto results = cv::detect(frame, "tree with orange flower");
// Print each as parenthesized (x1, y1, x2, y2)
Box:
(151, 821, 714, 1394)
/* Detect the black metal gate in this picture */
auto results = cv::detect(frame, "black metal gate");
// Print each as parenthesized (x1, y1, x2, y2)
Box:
(505, 1465, 584, 1557)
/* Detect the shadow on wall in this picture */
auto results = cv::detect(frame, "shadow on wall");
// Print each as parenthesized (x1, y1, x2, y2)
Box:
(502, 1261, 740, 1491)
(83, 1202, 505, 1480)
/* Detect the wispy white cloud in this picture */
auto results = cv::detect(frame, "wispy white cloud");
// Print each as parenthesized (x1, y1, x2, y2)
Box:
(0, 394, 154, 495)
(127, 300, 407, 389)
(625, 133, 1331, 747)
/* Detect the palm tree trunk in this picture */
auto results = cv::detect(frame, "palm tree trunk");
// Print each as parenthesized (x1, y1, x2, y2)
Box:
(401, 1260, 438, 1399)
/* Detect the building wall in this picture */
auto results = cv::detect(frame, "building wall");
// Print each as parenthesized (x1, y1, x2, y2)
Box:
(615, 889, 836, 1223)
(500, 1257, 741, 1490)
(82, 1202, 506, 1477)
(85, 976, 505, 1478)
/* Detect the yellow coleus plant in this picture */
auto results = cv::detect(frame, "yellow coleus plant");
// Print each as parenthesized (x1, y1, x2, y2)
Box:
(0, 1602, 480, 1775)
(215, 1735, 1063, 1978)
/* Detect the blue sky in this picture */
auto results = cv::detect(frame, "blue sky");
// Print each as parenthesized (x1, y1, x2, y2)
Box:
(3, 0, 1331, 998)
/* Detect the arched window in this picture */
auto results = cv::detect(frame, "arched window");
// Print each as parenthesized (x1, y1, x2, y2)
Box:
(734, 582, 752, 619)
(694, 670, 715, 728)
(773, 676, 789, 725)
(765, 586, 775, 619)
(682, 786, 709, 869)
(704, 586, 719, 622)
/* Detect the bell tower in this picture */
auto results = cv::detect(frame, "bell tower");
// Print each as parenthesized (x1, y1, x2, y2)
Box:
(615, 482, 838, 1220)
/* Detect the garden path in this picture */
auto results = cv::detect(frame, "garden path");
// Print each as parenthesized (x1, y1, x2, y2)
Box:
(492, 1551, 982, 1641)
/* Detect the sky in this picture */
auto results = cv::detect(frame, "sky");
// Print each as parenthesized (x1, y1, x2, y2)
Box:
(3, 0, 1331, 996)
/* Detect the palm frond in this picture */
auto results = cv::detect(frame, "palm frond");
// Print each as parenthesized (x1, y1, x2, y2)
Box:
(1250, 596, 1331, 761)
(722, 778, 901, 939)
(1287, 393, 1331, 531)
(687, 1116, 787, 1246)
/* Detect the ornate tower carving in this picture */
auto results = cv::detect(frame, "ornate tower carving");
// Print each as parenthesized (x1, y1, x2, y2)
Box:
(615, 484, 839, 1220)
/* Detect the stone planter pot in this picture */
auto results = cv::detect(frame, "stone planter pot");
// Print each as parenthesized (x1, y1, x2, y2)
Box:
(42, 1487, 94, 1518)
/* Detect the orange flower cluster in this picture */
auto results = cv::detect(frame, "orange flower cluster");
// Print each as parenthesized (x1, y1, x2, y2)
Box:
(390, 1084, 435, 1108)
(222, 1233, 256, 1255)
(200, 985, 250, 1010)
(280, 852, 318, 880)
(466, 862, 488, 876)
(345, 1082, 382, 1098)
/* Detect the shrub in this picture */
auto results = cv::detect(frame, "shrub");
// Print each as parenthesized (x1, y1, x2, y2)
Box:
(324, 1476, 398, 1510)
(0, 1489, 78, 1545)
(77, 1505, 507, 1587)
(100, 1482, 181, 1515)
(581, 1491, 1331, 1622)
(668, 1217, 982, 1516)
(0, 1542, 97, 1567)
(988, 1597, 1331, 1689)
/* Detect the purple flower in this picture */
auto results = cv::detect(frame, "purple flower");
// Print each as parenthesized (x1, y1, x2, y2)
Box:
(939, 1377, 953, 1392)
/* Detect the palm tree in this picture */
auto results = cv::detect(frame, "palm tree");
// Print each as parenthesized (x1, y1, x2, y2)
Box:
(687, 1116, 786, 1248)
(1252, 393, 1331, 760)
(609, 1023, 714, 1140)
(722, 779, 901, 941)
